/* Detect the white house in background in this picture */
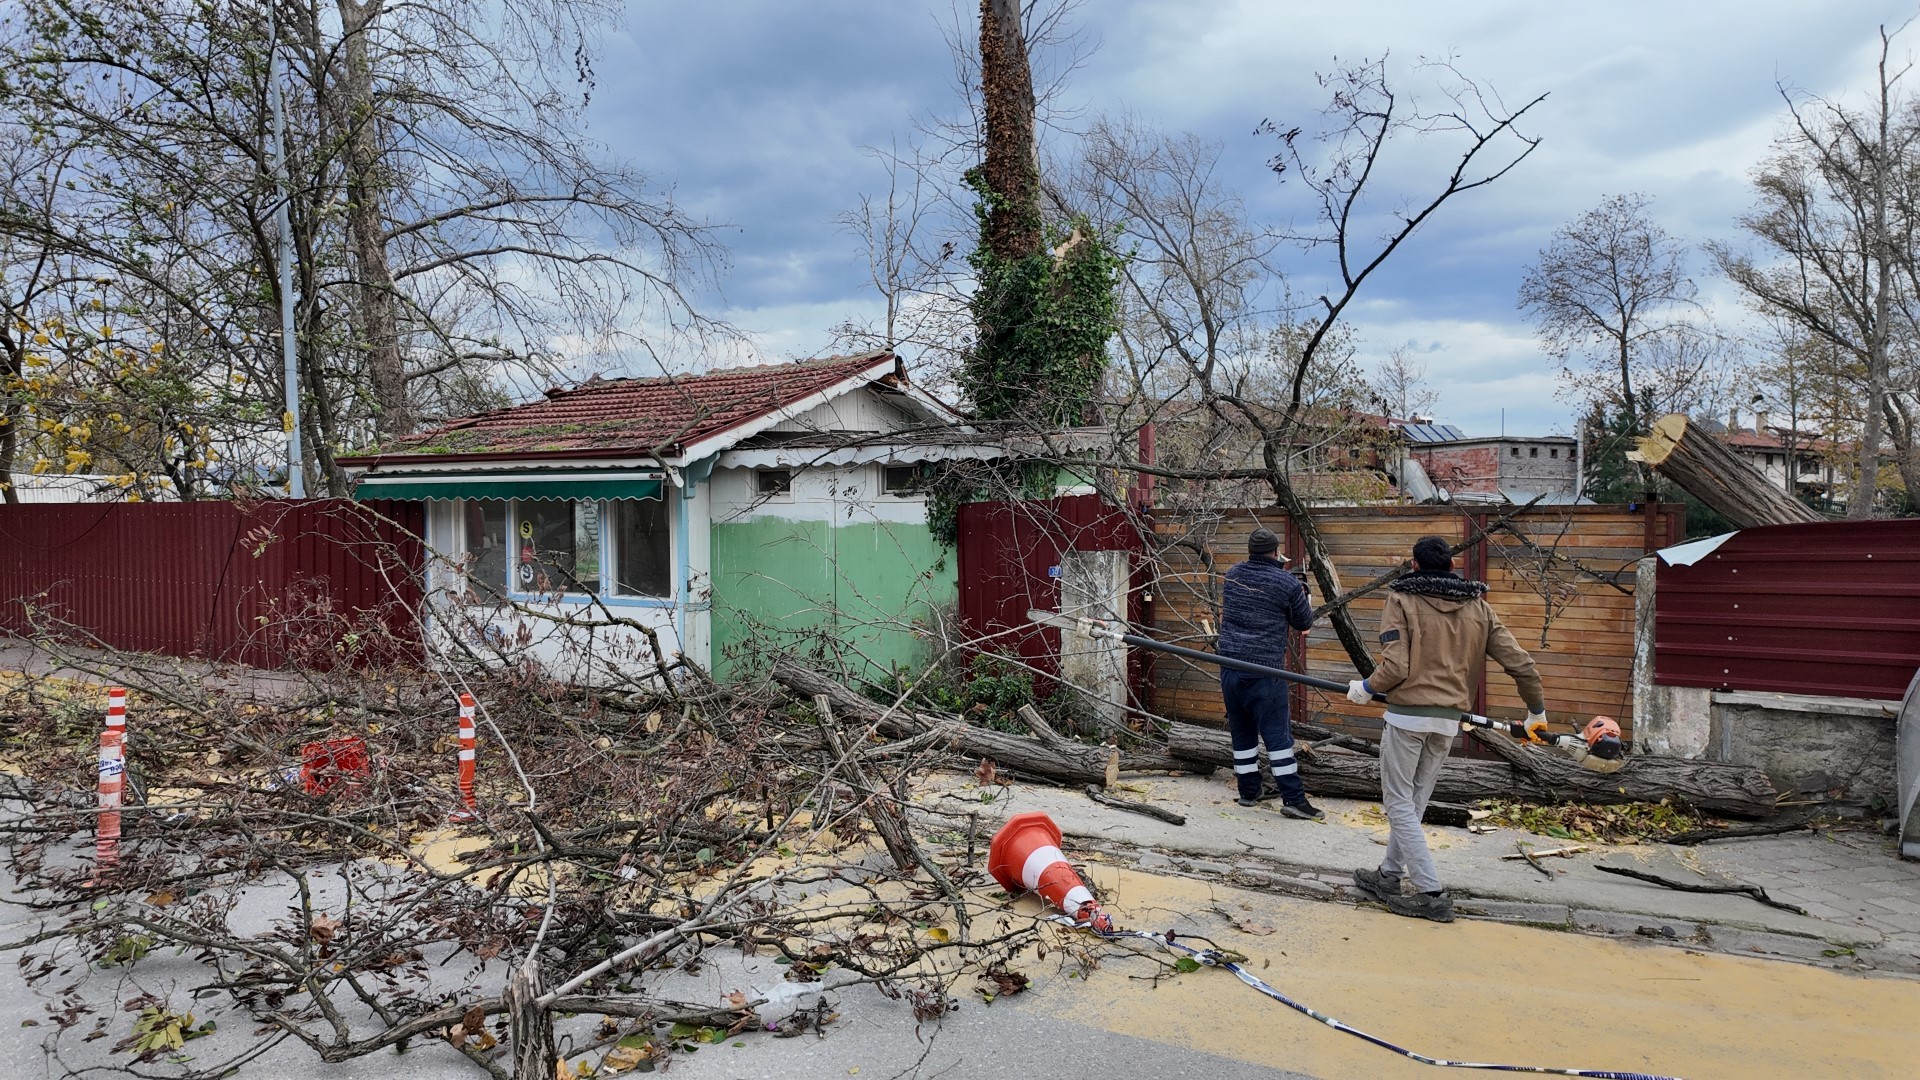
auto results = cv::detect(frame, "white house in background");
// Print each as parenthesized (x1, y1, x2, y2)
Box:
(339, 351, 1023, 683)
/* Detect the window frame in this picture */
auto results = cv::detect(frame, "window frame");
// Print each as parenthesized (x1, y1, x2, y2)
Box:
(603, 496, 676, 606)
(755, 468, 793, 499)
(448, 495, 676, 608)
(882, 463, 924, 496)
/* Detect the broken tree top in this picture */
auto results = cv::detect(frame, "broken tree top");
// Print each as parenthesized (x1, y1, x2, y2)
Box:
(1633, 412, 1822, 529)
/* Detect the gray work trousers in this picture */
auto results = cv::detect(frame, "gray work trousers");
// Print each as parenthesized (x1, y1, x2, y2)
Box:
(1378, 725, 1453, 893)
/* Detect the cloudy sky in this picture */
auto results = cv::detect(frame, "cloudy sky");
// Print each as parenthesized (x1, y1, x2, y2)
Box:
(581, 1, 1916, 437)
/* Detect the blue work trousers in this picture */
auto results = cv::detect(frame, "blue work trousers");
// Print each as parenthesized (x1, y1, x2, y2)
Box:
(1220, 669, 1305, 803)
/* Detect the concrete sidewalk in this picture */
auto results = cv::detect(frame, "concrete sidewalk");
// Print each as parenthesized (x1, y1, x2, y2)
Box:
(914, 770, 1920, 976)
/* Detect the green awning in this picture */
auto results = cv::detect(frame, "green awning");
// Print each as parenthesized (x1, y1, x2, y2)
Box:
(352, 473, 663, 502)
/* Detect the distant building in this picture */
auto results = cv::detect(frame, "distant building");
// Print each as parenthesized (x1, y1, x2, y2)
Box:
(1708, 412, 1839, 505)
(1400, 427, 1580, 504)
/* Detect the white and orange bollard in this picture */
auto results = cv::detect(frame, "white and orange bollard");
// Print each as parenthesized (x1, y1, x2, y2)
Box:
(988, 811, 1113, 932)
(95, 687, 128, 876)
(450, 692, 478, 823)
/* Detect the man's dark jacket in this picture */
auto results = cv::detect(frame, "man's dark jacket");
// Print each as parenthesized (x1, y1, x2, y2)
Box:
(1216, 556, 1314, 669)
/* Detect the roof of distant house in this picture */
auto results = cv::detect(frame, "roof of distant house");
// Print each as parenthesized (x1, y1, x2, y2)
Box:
(339, 352, 927, 466)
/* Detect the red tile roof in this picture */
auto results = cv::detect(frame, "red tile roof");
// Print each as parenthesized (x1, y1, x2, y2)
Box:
(341, 352, 900, 464)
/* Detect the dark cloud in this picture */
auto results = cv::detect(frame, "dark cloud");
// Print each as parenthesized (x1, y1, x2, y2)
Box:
(586, 1, 1912, 433)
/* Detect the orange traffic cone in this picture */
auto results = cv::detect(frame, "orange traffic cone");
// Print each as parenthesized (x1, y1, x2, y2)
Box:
(988, 812, 1113, 932)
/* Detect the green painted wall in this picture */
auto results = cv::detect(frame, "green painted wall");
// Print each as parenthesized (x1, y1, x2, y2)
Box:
(709, 516, 956, 683)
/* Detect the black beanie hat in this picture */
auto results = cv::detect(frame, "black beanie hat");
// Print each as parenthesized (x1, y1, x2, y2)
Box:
(1248, 528, 1281, 557)
(1412, 535, 1453, 572)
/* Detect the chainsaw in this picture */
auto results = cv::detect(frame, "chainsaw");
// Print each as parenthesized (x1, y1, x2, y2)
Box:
(1027, 608, 1626, 774)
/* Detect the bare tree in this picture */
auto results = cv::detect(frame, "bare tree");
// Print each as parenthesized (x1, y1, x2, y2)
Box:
(1519, 193, 1709, 430)
(0, 0, 728, 493)
(1371, 344, 1440, 420)
(1711, 23, 1920, 517)
(1231, 58, 1546, 673)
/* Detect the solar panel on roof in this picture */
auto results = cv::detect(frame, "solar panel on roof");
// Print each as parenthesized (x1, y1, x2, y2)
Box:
(1399, 423, 1465, 444)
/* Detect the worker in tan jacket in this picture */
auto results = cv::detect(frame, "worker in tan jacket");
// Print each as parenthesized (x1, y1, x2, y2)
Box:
(1344, 535, 1545, 922)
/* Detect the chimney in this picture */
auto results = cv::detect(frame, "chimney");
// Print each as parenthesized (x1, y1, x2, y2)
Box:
(1727, 406, 1740, 432)
(1757, 410, 1770, 436)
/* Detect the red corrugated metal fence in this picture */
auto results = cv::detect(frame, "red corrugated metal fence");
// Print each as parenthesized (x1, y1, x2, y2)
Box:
(0, 499, 425, 670)
(1655, 519, 1920, 700)
(955, 494, 1145, 695)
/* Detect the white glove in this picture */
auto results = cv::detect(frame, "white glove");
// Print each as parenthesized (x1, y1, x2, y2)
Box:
(1345, 679, 1373, 705)
(1524, 709, 1548, 743)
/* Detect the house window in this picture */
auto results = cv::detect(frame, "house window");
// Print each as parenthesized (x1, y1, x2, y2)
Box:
(756, 469, 792, 497)
(1347, 448, 1361, 459)
(1765, 453, 1778, 467)
(883, 464, 923, 495)
(1799, 457, 1819, 475)
(512, 499, 600, 595)
(463, 501, 508, 598)
(1529, 447, 1538, 458)
(1510, 447, 1520, 457)
(1550, 448, 1559, 459)
(611, 497, 672, 597)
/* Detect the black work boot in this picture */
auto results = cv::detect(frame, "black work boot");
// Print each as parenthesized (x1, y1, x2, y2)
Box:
(1279, 799, 1324, 821)
(1386, 890, 1456, 923)
(1351, 867, 1403, 902)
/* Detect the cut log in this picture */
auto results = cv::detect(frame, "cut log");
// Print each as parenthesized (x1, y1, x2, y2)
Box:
(1165, 722, 1780, 819)
(1633, 413, 1822, 529)
(1166, 722, 1523, 803)
(1463, 729, 1778, 819)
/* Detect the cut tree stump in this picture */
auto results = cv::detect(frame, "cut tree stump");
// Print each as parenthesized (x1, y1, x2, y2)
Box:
(1166, 722, 1779, 819)
(505, 958, 555, 1080)
(1633, 413, 1822, 529)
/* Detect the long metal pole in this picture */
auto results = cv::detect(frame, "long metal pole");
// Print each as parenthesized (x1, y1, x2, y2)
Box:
(268, 5, 305, 498)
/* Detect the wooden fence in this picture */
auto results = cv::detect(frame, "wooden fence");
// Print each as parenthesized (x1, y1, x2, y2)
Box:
(1146, 504, 1684, 746)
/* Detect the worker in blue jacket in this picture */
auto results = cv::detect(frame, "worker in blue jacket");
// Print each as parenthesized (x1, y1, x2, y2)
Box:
(1215, 527, 1322, 818)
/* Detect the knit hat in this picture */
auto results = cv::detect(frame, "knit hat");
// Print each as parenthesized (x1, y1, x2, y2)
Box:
(1248, 528, 1281, 557)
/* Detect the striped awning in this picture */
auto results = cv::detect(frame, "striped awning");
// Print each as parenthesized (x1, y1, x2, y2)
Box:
(351, 471, 664, 502)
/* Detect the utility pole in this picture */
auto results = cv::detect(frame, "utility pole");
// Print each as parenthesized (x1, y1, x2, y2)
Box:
(267, 5, 305, 498)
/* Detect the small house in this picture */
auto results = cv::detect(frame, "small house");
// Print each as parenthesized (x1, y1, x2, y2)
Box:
(338, 351, 987, 682)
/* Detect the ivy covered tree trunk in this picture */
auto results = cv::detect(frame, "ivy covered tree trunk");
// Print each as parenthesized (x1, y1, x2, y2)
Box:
(979, 0, 1040, 261)
(961, 0, 1119, 428)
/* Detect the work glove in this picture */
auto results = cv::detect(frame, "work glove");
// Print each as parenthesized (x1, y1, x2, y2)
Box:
(1524, 709, 1549, 744)
(1345, 679, 1373, 705)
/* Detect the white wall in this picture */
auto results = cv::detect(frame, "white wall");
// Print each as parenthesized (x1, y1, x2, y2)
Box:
(708, 461, 931, 526)
(767, 387, 917, 435)
(421, 496, 687, 687)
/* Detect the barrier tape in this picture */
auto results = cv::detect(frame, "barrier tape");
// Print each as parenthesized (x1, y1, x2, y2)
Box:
(96, 688, 128, 872)
(452, 693, 477, 822)
(1050, 917, 1683, 1080)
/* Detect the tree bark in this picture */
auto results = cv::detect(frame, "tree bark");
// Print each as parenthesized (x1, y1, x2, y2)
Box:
(814, 694, 919, 873)
(772, 661, 1116, 785)
(336, 0, 411, 442)
(1165, 721, 1780, 819)
(979, 0, 1041, 260)
(504, 957, 555, 1080)
(1635, 413, 1822, 528)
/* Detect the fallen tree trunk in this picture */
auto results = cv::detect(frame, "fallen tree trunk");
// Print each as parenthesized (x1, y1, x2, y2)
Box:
(773, 661, 1151, 786)
(1462, 728, 1778, 819)
(1167, 722, 1523, 802)
(1166, 722, 1779, 819)
(1633, 413, 1822, 529)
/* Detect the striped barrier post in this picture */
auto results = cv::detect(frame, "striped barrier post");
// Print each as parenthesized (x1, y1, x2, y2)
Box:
(450, 693, 478, 823)
(96, 687, 128, 873)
